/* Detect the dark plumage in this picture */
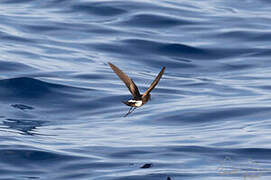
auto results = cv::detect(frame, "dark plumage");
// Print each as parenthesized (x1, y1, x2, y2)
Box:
(108, 62, 165, 116)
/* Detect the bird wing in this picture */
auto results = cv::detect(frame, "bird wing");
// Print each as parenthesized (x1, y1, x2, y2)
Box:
(142, 67, 165, 98)
(108, 62, 141, 98)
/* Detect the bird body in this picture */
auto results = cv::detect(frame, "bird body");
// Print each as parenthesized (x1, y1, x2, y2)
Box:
(108, 62, 165, 116)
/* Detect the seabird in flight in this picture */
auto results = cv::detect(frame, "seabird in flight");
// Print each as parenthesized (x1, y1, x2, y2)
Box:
(108, 62, 165, 116)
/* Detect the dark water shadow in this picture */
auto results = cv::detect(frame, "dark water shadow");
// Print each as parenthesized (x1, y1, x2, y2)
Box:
(2, 119, 47, 136)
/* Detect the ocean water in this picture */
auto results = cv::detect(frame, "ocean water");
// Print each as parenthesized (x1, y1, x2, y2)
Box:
(1, 0, 271, 179)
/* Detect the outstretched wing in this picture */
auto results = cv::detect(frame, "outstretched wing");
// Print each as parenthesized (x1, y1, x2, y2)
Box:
(108, 62, 141, 98)
(142, 67, 165, 98)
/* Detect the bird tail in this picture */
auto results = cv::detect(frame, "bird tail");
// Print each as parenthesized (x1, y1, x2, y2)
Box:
(122, 101, 131, 106)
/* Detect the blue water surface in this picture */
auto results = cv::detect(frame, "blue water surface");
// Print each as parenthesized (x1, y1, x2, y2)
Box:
(1, 0, 271, 179)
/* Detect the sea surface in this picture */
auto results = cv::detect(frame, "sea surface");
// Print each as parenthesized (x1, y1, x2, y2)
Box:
(0, 0, 271, 179)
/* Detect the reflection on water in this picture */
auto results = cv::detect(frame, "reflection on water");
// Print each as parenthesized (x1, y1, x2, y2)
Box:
(11, 104, 34, 111)
(3, 119, 46, 135)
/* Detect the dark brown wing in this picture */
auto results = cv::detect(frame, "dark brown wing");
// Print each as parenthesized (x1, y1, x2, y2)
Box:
(108, 62, 141, 98)
(143, 67, 165, 98)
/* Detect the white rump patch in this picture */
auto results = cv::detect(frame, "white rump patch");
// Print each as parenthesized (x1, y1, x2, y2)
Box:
(128, 100, 143, 107)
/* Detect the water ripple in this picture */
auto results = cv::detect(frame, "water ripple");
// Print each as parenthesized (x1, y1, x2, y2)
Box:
(1, 0, 271, 179)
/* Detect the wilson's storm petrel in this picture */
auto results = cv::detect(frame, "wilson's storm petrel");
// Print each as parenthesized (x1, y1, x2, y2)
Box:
(108, 62, 165, 116)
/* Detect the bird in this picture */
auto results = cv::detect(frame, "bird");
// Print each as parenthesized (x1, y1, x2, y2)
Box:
(108, 62, 165, 116)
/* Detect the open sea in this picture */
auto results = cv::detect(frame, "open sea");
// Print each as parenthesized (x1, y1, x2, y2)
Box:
(1, 0, 271, 179)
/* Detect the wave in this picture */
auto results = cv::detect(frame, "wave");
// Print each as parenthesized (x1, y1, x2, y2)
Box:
(0, 77, 87, 99)
(120, 13, 192, 28)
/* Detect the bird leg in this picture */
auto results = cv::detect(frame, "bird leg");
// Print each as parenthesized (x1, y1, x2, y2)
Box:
(124, 107, 136, 117)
